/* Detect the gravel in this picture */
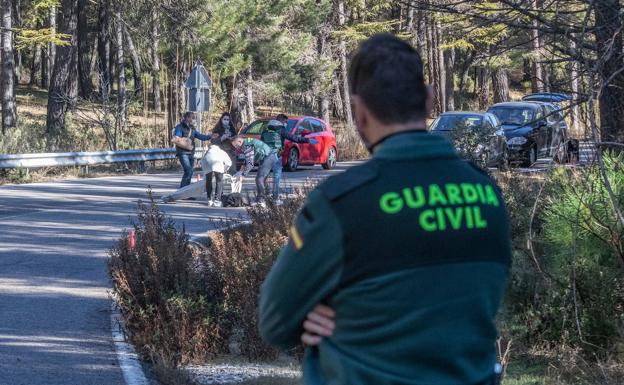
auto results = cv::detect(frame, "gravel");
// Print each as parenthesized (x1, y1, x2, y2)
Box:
(185, 359, 301, 385)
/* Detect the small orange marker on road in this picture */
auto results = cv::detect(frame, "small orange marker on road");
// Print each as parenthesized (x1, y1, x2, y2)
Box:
(129, 230, 136, 251)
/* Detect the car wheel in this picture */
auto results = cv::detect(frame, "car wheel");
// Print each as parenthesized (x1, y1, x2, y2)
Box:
(285, 148, 299, 171)
(498, 147, 510, 172)
(522, 144, 537, 167)
(322, 147, 337, 170)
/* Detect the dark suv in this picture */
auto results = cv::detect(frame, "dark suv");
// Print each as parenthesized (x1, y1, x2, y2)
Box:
(487, 102, 566, 166)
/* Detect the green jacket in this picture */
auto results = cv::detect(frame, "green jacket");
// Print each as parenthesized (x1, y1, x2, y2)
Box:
(259, 131, 511, 385)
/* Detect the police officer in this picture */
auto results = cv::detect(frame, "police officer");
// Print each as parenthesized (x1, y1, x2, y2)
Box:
(259, 34, 511, 385)
(231, 135, 276, 207)
(261, 115, 318, 202)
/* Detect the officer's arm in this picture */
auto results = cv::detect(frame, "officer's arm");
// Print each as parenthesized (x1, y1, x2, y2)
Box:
(280, 127, 309, 143)
(240, 146, 254, 176)
(259, 189, 343, 350)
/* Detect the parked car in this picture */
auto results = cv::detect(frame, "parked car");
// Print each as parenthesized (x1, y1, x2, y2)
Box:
(429, 111, 509, 170)
(522, 92, 571, 104)
(238, 116, 338, 171)
(487, 101, 566, 166)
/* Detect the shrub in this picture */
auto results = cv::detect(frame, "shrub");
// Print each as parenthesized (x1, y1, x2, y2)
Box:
(109, 192, 227, 366)
(497, 153, 624, 361)
(109, 191, 308, 365)
(206, 197, 307, 360)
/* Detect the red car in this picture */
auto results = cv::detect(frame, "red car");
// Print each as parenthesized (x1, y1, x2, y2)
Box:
(238, 116, 338, 171)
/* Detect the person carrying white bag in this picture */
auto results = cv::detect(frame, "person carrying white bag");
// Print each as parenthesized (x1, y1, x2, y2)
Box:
(161, 143, 236, 205)
(202, 143, 233, 207)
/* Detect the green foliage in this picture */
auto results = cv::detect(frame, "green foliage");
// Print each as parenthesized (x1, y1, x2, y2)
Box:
(499, 155, 624, 361)
(15, 28, 71, 50)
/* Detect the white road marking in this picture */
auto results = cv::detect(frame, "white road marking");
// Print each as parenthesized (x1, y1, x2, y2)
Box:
(110, 301, 150, 385)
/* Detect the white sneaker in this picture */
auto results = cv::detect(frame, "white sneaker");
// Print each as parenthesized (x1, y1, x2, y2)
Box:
(213, 200, 222, 207)
(275, 199, 284, 206)
(207, 200, 214, 207)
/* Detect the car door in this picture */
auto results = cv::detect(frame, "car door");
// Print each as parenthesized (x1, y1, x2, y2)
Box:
(295, 119, 314, 162)
(485, 115, 504, 159)
(308, 119, 327, 163)
(533, 106, 549, 156)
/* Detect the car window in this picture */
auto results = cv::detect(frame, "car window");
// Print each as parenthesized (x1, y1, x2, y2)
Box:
(544, 105, 559, 124)
(488, 107, 536, 125)
(297, 119, 313, 134)
(488, 114, 501, 128)
(286, 119, 297, 132)
(483, 120, 495, 133)
(430, 114, 483, 131)
(535, 107, 543, 120)
(245, 120, 266, 135)
(310, 120, 325, 133)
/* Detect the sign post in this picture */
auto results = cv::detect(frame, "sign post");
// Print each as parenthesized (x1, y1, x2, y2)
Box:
(185, 61, 212, 146)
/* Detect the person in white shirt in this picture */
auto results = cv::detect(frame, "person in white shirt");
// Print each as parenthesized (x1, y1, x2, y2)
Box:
(202, 143, 233, 207)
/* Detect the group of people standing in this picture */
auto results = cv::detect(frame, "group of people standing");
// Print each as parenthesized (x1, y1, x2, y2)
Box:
(172, 111, 316, 207)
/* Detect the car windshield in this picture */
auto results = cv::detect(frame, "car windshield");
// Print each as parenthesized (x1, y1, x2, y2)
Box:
(488, 107, 535, 126)
(431, 115, 483, 131)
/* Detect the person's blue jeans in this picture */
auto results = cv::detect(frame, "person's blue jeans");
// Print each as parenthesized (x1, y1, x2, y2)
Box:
(271, 154, 282, 199)
(177, 153, 194, 188)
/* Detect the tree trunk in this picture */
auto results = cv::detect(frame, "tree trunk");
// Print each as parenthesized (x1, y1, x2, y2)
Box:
(435, 17, 446, 112)
(530, 0, 544, 93)
(245, 66, 255, 123)
(123, 24, 141, 92)
(477, 66, 490, 110)
(46, 0, 78, 137)
(45, 4, 57, 89)
(332, 71, 344, 120)
(427, 12, 444, 114)
(114, 3, 126, 124)
(151, 7, 161, 112)
(337, 0, 353, 129)
(2, 0, 17, 133)
(30, 42, 42, 86)
(569, 37, 581, 134)
(77, 0, 93, 98)
(12, 0, 22, 83)
(444, 47, 455, 111)
(492, 67, 509, 103)
(97, 0, 110, 95)
(316, 27, 331, 123)
(595, 0, 624, 142)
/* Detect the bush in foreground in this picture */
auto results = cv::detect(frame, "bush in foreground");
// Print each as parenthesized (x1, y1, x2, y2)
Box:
(109, 191, 307, 366)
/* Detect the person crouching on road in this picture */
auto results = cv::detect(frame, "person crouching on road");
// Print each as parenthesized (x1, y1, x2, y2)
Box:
(261, 115, 318, 203)
(173, 111, 213, 189)
(201, 142, 233, 207)
(230, 135, 276, 207)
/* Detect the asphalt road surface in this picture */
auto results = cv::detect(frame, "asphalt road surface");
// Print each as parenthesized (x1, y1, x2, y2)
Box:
(0, 163, 352, 385)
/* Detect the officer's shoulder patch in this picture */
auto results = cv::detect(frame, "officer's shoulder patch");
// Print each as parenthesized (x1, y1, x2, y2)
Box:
(318, 161, 379, 201)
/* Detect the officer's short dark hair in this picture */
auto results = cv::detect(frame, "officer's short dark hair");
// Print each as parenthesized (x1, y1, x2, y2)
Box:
(276, 114, 288, 122)
(183, 111, 194, 120)
(348, 34, 427, 124)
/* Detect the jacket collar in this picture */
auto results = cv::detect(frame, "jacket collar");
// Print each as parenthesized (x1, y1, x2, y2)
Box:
(372, 130, 458, 160)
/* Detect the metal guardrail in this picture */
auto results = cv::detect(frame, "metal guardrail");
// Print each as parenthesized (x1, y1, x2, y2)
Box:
(0, 148, 204, 169)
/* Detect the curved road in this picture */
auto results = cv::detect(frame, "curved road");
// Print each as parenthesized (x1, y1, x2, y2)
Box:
(0, 164, 352, 385)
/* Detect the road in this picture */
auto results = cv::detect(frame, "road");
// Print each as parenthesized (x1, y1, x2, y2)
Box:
(0, 163, 352, 385)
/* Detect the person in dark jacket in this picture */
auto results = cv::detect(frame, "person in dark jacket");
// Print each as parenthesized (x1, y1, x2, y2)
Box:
(261, 115, 318, 202)
(173, 111, 212, 189)
(211, 112, 238, 173)
(259, 34, 511, 385)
